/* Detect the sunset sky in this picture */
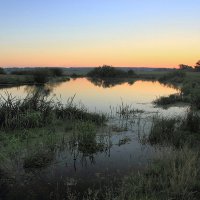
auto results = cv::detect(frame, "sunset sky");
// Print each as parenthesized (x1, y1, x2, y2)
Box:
(0, 0, 200, 68)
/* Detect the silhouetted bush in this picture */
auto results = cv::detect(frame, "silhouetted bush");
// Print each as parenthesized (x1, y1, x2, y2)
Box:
(87, 65, 137, 78)
(194, 65, 200, 72)
(179, 64, 193, 71)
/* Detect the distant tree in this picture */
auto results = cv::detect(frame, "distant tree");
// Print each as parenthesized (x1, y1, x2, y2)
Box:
(0, 68, 5, 74)
(179, 64, 193, 71)
(194, 60, 200, 72)
(87, 65, 137, 78)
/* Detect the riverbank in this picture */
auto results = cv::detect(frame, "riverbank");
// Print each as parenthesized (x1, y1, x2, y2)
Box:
(0, 74, 70, 87)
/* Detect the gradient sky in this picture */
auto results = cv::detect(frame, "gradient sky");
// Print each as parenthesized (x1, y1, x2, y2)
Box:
(0, 0, 200, 68)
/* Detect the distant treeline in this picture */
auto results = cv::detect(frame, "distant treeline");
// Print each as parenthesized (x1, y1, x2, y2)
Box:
(10, 68, 63, 76)
(179, 60, 200, 71)
(11, 68, 64, 84)
(87, 65, 137, 78)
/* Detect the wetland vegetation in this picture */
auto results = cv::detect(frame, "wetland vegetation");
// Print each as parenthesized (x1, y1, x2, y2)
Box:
(0, 64, 200, 200)
(0, 68, 69, 86)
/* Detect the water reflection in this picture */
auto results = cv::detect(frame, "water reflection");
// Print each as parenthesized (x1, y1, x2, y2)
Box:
(88, 78, 136, 88)
(0, 78, 187, 116)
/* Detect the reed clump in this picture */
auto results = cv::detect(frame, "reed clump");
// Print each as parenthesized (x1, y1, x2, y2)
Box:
(0, 92, 106, 130)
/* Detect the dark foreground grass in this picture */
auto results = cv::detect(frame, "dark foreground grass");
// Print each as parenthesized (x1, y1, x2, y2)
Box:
(118, 147, 200, 200)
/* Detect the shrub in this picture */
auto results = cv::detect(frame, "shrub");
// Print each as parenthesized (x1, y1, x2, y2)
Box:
(87, 65, 137, 78)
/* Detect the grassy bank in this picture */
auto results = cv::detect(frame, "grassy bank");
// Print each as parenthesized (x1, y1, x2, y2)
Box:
(0, 68, 70, 87)
(151, 70, 200, 109)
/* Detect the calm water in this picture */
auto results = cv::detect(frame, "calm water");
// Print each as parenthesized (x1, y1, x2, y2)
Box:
(0, 78, 186, 115)
(0, 78, 188, 199)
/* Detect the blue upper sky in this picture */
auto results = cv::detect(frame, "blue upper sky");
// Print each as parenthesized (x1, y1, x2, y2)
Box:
(0, 0, 200, 67)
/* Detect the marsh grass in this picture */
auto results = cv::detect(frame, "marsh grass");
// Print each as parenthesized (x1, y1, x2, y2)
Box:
(68, 121, 110, 159)
(153, 93, 185, 106)
(0, 91, 107, 175)
(0, 92, 106, 130)
(119, 147, 200, 200)
(13, 147, 198, 200)
(149, 109, 200, 148)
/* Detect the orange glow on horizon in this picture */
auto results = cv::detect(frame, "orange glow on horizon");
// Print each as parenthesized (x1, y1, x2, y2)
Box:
(1, 35, 199, 68)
